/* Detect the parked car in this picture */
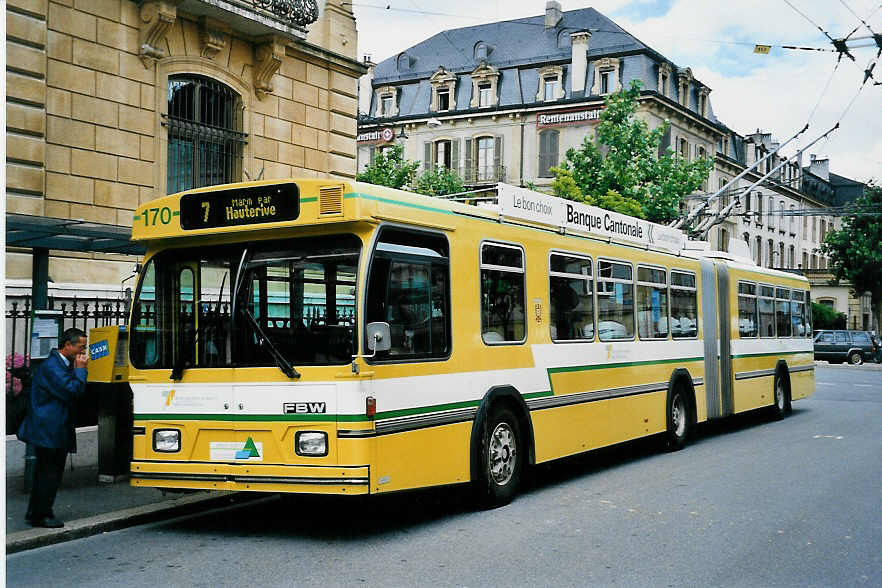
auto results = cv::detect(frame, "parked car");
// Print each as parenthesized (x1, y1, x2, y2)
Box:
(813, 330, 877, 365)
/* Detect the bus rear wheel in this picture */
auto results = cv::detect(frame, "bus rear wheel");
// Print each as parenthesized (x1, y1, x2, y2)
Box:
(475, 406, 522, 508)
(665, 386, 690, 451)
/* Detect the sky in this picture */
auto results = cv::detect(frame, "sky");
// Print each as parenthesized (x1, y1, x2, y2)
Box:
(350, 0, 882, 183)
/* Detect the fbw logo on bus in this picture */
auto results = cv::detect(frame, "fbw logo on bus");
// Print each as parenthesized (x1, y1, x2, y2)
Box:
(283, 402, 327, 414)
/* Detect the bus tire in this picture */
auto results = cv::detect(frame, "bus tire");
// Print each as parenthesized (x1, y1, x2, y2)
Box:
(665, 384, 691, 451)
(771, 368, 791, 420)
(474, 406, 523, 508)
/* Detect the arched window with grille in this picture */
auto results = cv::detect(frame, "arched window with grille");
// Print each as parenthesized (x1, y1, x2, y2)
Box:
(166, 74, 247, 194)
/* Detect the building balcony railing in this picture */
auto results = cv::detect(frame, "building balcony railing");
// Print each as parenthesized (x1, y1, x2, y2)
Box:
(182, 0, 319, 39)
(424, 164, 507, 185)
(461, 165, 507, 184)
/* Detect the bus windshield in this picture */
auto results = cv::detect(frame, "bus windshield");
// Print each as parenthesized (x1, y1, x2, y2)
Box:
(129, 235, 360, 371)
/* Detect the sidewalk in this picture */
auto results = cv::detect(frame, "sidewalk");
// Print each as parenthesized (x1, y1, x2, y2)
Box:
(6, 427, 239, 553)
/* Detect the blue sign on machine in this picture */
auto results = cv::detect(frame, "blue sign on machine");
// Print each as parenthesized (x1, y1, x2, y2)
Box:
(89, 340, 110, 360)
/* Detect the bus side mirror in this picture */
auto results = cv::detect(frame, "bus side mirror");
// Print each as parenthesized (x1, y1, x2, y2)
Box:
(366, 322, 391, 353)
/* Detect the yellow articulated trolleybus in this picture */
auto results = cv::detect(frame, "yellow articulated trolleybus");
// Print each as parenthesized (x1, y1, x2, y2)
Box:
(127, 178, 814, 506)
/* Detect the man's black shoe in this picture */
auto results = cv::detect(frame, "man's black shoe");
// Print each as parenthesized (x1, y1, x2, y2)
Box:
(32, 517, 64, 528)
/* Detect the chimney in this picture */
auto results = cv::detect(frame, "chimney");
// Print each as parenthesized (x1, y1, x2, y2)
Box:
(570, 31, 591, 96)
(809, 157, 829, 181)
(545, 1, 562, 29)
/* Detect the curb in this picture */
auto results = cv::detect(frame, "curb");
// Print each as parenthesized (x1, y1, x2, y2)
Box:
(814, 360, 882, 371)
(6, 491, 253, 554)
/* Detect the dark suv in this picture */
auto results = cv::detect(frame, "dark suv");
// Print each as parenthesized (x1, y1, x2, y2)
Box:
(813, 330, 877, 365)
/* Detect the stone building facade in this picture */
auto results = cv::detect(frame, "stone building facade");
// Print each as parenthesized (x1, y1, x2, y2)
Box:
(5, 0, 364, 295)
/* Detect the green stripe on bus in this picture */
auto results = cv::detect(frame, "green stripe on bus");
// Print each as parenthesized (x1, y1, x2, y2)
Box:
(172, 210, 180, 216)
(134, 390, 554, 424)
(349, 192, 455, 215)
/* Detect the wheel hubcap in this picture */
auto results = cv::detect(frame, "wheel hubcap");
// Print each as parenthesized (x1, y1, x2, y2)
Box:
(776, 380, 785, 410)
(672, 394, 686, 438)
(489, 422, 517, 486)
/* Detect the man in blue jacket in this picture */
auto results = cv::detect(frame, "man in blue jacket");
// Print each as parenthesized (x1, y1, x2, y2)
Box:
(18, 327, 89, 528)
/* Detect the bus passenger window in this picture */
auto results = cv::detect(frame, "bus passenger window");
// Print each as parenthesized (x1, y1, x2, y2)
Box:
(775, 288, 791, 337)
(791, 290, 806, 337)
(758, 285, 776, 338)
(738, 282, 758, 338)
(804, 290, 812, 336)
(481, 243, 526, 344)
(365, 229, 450, 360)
(549, 253, 594, 341)
(670, 271, 697, 339)
(597, 260, 634, 341)
(637, 266, 668, 339)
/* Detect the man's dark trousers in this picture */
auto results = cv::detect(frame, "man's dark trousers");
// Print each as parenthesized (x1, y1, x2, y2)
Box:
(26, 446, 68, 521)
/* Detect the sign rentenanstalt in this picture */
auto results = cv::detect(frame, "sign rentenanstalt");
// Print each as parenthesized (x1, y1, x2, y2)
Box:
(357, 128, 395, 144)
(536, 106, 605, 128)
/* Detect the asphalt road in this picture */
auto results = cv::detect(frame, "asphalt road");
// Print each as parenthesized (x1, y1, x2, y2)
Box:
(7, 366, 881, 587)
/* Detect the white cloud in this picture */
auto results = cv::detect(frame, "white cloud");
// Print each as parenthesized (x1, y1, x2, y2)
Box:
(354, 0, 882, 182)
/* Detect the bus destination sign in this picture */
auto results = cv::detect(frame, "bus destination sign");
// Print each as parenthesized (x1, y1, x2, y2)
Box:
(180, 183, 300, 230)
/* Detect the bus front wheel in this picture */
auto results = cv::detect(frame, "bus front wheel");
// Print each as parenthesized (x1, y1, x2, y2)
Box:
(770, 370, 790, 420)
(475, 406, 523, 508)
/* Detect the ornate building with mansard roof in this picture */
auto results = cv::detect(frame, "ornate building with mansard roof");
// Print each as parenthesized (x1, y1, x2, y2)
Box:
(356, 2, 867, 299)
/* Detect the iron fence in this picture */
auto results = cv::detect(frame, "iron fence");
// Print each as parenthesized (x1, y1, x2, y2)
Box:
(6, 296, 129, 433)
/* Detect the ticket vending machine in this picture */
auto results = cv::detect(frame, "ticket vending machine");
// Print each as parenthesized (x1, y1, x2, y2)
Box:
(87, 325, 132, 482)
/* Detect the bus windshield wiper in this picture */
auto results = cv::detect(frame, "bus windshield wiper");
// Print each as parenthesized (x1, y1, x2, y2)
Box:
(239, 307, 301, 379)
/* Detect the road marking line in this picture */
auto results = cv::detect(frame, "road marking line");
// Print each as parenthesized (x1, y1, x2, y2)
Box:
(813, 434, 844, 440)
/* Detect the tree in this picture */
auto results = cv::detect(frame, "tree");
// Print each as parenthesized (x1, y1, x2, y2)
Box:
(811, 302, 846, 330)
(820, 183, 882, 331)
(413, 166, 464, 197)
(355, 144, 419, 189)
(551, 80, 713, 223)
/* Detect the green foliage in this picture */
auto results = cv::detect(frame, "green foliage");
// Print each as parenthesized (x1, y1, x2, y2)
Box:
(551, 166, 585, 202)
(355, 144, 419, 190)
(412, 166, 465, 197)
(811, 302, 846, 330)
(552, 80, 713, 223)
(594, 190, 645, 218)
(820, 183, 882, 329)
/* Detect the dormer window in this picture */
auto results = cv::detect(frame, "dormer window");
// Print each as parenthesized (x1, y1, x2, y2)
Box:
(600, 70, 612, 94)
(479, 83, 493, 107)
(376, 86, 399, 117)
(537, 65, 564, 102)
(429, 66, 457, 113)
(657, 62, 672, 97)
(438, 89, 450, 111)
(677, 69, 693, 109)
(469, 61, 500, 109)
(545, 79, 558, 100)
(591, 57, 620, 95)
(697, 87, 711, 118)
(474, 42, 489, 61)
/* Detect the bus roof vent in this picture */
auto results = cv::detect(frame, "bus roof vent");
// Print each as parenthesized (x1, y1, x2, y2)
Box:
(319, 185, 344, 215)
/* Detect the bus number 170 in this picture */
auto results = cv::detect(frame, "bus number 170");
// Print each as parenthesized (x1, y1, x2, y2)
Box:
(142, 206, 173, 226)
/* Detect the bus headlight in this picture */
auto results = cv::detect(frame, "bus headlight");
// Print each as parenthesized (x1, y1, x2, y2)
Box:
(295, 432, 328, 457)
(153, 429, 180, 453)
